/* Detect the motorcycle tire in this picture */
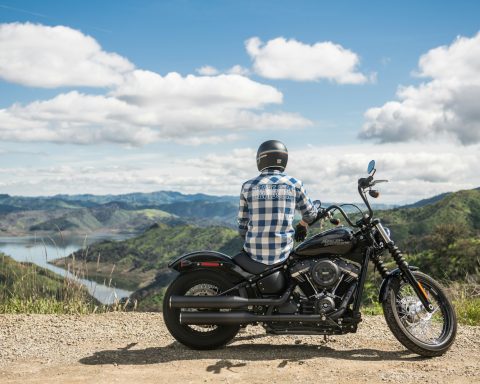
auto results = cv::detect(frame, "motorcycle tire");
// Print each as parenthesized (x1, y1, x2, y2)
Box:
(163, 270, 240, 350)
(383, 271, 457, 357)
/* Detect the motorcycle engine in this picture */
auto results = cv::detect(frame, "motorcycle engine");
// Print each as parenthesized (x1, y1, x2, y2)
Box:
(290, 257, 360, 315)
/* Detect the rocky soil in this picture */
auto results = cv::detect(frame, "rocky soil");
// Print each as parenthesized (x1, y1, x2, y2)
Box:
(0, 313, 479, 383)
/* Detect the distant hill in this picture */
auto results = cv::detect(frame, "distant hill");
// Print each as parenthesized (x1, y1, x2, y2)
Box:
(0, 191, 239, 234)
(399, 187, 480, 209)
(158, 200, 238, 226)
(379, 189, 480, 248)
(0, 190, 238, 214)
(0, 195, 95, 213)
(54, 191, 237, 206)
(0, 202, 174, 235)
(0, 189, 405, 236)
(400, 191, 454, 209)
(389, 189, 480, 281)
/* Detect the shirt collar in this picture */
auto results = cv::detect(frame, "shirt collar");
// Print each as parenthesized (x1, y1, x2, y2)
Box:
(261, 168, 285, 176)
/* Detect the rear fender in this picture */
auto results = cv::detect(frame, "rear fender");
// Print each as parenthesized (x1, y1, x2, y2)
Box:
(168, 251, 251, 281)
(378, 266, 419, 303)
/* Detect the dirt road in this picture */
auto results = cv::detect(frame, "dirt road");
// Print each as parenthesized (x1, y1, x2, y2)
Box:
(0, 313, 478, 383)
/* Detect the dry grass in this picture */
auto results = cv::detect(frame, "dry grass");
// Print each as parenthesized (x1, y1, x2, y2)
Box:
(447, 281, 480, 326)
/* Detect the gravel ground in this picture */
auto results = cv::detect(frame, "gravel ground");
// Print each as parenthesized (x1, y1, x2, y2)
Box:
(0, 313, 479, 383)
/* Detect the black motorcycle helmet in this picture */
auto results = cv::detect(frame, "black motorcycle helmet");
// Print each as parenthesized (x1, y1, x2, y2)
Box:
(256, 140, 288, 172)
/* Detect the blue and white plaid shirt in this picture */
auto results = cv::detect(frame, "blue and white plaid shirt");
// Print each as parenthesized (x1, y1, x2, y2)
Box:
(237, 169, 318, 265)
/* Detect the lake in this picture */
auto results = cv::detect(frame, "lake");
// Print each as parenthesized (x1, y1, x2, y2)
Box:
(0, 233, 137, 305)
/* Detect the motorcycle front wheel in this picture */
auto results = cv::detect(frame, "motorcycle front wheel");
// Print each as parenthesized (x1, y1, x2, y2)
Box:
(163, 270, 240, 350)
(383, 271, 457, 357)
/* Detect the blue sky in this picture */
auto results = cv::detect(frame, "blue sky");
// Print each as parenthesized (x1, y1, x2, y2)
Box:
(0, 0, 479, 203)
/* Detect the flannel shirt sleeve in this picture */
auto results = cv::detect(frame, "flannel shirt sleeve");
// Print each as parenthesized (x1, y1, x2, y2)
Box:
(237, 187, 249, 237)
(295, 182, 318, 224)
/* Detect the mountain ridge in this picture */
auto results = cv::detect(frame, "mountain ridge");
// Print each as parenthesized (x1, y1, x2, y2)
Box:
(1, 186, 479, 238)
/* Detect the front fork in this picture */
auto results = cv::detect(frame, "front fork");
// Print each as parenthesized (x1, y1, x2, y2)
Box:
(374, 221, 434, 312)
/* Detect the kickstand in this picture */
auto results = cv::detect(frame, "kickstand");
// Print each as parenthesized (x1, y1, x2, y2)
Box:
(323, 335, 329, 343)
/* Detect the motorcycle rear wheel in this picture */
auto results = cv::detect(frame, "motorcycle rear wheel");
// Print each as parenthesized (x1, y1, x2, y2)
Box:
(163, 270, 240, 350)
(383, 271, 457, 357)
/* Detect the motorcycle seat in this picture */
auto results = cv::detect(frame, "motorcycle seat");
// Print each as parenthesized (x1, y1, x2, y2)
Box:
(232, 251, 284, 275)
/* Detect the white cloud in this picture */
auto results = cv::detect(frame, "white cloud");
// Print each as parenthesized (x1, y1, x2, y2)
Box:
(298, 144, 479, 203)
(0, 91, 158, 145)
(361, 31, 480, 145)
(0, 23, 312, 145)
(196, 65, 249, 76)
(196, 65, 219, 76)
(1, 143, 478, 203)
(227, 65, 250, 76)
(179, 143, 480, 204)
(179, 134, 242, 146)
(0, 74, 310, 145)
(245, 37, 368, 84)
(0, 22, 134, 88)
(113, 70, 283, 109)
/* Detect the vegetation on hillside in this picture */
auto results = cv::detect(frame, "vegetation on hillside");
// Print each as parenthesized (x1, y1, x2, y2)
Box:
(0, 253, 97, 314)
(371, 189, 480, 288)
(379, 189, 480, 250)
(0, 202, 173, 235)
(54, 190, 237, 206)
(53, 223, 243, 290)
(158, 200, 237, 226)
(0, 191, 238, 234)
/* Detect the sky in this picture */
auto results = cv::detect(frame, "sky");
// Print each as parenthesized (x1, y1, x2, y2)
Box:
(0, 0, 479, 204)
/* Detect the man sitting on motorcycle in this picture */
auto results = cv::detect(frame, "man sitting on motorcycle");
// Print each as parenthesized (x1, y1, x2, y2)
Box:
(237, 140, 318, 265)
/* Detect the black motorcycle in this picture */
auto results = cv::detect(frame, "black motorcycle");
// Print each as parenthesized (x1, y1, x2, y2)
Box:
(163, 160, 457, 357)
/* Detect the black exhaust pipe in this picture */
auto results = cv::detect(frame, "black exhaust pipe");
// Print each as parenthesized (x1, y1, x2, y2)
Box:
(170, 286, 293, 309)
(170, 295, 280, 309)
(178, 284, 358, 325)
(180, 312, 336, 325)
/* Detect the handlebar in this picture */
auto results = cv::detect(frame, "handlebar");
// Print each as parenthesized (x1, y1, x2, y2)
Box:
(358, 183, 374, 220)
(358, 176, 374, 189)
(309, 173, 387, 230)
(357, 174, 388, 221)
(310, 204, 358, 228)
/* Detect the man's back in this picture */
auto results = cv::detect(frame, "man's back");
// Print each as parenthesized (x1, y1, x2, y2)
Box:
(238, 168, 317, 265)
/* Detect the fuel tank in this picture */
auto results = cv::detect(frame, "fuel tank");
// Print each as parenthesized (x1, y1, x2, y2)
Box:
(294, 227, 356, 257)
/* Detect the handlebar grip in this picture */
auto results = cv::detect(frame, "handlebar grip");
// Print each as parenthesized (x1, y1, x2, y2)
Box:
(318, 208, 330, 221)
(330, 218, 341, 226)
(308, 209, 327, 226)
(358, 175, 375, 189)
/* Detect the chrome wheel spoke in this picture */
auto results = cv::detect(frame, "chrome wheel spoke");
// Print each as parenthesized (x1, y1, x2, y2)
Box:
(395, 282, 445, 345)
(182, 283, 221, 332)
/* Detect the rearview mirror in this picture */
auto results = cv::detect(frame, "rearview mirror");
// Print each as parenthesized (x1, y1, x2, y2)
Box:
(313, 200, 322, 209)
(367, 160, 376, 174)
